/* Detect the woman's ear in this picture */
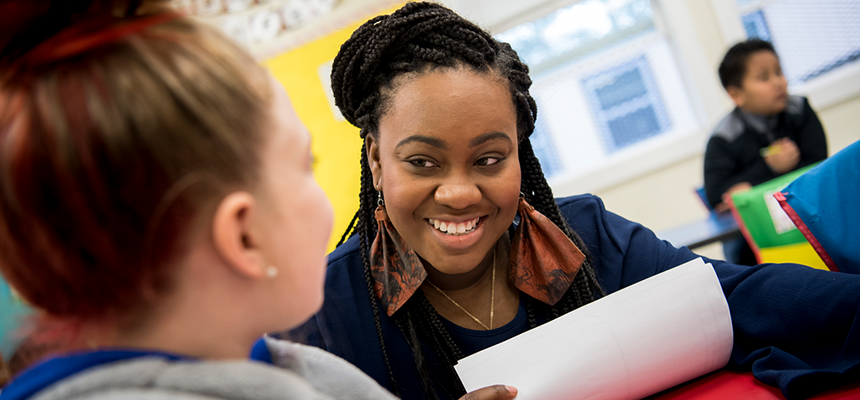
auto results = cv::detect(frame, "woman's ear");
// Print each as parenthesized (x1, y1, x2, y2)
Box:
(211, 192, 266, 279)
(366, 135, 383, 191)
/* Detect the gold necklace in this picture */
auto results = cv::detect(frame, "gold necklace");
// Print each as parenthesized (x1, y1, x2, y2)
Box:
(426, 250, 496, 330)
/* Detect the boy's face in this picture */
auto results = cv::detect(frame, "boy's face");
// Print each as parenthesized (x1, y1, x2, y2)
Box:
(728, 50, 788, 116)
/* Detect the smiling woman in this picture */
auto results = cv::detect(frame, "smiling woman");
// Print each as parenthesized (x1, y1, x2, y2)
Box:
(368, 68, 524, 331)
(281, 4, 605, 397)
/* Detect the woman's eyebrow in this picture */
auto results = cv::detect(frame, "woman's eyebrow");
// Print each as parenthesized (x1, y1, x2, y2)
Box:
(396, 135, 447, 150)
(470, 131, 512, 147)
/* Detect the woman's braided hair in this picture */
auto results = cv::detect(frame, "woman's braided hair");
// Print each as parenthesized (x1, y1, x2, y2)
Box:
(331, 2, 604, 398)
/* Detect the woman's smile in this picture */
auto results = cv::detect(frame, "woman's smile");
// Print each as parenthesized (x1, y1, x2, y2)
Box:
(425, 216, 487, 251)
(428, 217, 481, 236)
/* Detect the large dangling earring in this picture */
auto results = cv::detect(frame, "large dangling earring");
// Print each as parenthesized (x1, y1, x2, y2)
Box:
(369, 190, 427, 316)
(508, 195, 585, 306)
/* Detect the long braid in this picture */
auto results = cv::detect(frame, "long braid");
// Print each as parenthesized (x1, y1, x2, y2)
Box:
(393, 305, 437, 400)
(416, 294, 467, 395)
(525, 298, 538, 328)
(336, 209, 359, 246)
(355, 143, 400, 396)
(330, 2, 606, 398)
(405, 293, 468, 399)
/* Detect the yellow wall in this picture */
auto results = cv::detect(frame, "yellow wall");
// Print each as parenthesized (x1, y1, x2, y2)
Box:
(263, 4, 404, 252)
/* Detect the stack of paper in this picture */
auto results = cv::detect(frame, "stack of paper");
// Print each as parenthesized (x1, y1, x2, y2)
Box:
(455, 258, 733, 400)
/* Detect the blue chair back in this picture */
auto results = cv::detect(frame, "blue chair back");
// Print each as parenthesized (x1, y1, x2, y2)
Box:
(695, 186, 714, 212)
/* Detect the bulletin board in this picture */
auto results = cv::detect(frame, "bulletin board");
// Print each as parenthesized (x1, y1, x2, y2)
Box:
(264, 2, 404, 252)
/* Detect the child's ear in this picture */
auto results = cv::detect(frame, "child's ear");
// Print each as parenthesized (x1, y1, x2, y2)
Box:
(727, 85, 746, 108)
(211, 192, 267, 279)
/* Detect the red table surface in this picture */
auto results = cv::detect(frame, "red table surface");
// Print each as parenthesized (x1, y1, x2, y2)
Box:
(648, 369, 860, 400)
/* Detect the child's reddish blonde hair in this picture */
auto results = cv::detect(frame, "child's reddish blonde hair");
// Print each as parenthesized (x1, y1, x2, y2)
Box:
(0, 0, 271, 346)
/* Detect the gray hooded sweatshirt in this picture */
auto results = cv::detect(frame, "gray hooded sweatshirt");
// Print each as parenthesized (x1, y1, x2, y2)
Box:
(29, 338, 397, 400)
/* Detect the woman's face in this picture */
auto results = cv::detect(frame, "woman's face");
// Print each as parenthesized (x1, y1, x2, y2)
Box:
(256, 79, 333, 327)
(368, 68, 521, 276)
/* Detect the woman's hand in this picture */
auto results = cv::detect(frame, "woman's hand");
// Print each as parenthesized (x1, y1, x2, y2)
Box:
(458, 385, 518, 400)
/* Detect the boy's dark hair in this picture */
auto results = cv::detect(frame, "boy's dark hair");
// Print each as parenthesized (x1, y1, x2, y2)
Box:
(718, 38, 778, 89)
(331, 2, 604, 399)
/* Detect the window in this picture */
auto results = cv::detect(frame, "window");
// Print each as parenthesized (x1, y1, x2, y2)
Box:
(736, 0, 860, 85)
(741, 10, 770, 41)
(496, 0, 653, 73)
(582, 56, 672, 152)
(495, 0, 700, 180)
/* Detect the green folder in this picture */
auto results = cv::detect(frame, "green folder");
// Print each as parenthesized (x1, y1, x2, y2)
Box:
(730, 163, 820, 249)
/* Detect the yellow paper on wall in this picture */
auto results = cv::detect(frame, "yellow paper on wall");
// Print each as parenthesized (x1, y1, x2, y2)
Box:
(263, 3, 405, 252)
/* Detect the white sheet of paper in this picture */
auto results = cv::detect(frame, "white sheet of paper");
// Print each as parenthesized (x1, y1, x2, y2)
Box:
(454, 257, 733, 400)
(764, 188, 797, 234)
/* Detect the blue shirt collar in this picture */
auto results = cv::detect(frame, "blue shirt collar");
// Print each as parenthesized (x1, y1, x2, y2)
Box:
(249, 337, 273, 364)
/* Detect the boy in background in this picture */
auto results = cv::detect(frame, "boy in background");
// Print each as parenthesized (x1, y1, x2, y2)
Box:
(704, 39, 827, 264)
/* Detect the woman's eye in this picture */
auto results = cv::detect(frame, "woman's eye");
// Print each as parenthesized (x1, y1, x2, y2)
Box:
(409, 158, 437, 168)
(476, 157, 500, 166)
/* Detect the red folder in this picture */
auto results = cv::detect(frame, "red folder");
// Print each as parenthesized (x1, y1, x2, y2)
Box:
(649, 369, 860, 400)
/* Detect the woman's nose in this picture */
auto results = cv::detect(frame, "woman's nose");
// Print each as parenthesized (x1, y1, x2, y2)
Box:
(434, 180, 481, 209)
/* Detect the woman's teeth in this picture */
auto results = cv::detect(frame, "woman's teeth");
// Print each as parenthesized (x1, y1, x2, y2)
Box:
(429, 218, 480, 236)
